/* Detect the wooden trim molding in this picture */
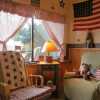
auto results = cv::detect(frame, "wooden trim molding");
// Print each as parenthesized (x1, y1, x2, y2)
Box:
(67, 44, 85, 48)
(67, 43, 100, 48)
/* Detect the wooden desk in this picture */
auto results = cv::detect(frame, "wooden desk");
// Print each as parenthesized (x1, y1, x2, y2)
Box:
(38, 61, 60, 96)
(26, 61, 60, 97)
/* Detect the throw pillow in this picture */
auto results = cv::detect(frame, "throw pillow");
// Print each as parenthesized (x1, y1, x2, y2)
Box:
(80, 63, 92, 80)
(95, 68, 100, 81)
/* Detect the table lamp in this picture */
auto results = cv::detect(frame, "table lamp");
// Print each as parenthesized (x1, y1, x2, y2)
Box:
(42, 41, 58, 62)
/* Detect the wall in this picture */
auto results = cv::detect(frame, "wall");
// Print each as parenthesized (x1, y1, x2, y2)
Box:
(63, 0, 100, 72)
(12, 0, 65, 15)
(40, 0, 65, 15)
(65, 0, 100, 44)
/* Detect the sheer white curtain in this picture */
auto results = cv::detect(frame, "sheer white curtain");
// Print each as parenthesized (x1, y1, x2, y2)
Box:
(47, 21, 64, 45)
(0, 11, 26, 51)
(42, 21, 65, 61)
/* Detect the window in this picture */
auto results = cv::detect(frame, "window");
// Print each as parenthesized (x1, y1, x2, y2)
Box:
(34, 18, 64, 61)
(0, 11, 64, 62)
(7, 18, 32, 61)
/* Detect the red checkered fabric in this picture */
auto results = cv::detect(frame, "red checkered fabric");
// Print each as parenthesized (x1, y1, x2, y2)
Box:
(95, 69, 100, 81)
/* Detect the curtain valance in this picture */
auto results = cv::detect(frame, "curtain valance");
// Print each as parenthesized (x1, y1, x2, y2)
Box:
(0, 1, 65, 23)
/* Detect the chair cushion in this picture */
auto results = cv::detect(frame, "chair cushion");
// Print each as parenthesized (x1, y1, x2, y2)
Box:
(10, 86, 52, 100)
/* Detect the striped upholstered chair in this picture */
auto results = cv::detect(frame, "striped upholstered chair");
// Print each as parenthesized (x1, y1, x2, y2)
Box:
(0, 51, 52, 100)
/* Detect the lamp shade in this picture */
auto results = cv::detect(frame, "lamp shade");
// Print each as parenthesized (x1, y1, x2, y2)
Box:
(42, 41, 58, 53)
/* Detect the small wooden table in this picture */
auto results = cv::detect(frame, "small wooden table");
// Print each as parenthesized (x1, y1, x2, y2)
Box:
(37, 61, 60, 97)
(26, 61, 60, 97)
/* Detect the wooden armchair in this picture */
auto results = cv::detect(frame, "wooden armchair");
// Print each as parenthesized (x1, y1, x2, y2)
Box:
(0, 51, 52, 100)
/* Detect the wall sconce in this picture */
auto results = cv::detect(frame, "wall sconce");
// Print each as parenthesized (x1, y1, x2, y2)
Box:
(59, 0, 65, 8)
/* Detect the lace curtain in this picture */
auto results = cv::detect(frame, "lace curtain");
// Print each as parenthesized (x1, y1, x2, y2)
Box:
(0, 11, 26, 51)
(42, 21, 65, 61)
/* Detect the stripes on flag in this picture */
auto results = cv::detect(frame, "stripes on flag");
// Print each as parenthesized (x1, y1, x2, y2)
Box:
(73, 0, 100, 31)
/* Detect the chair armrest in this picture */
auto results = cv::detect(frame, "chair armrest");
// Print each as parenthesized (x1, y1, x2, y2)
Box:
(28, 74, 44, 87)
(0, 82, 10, 100)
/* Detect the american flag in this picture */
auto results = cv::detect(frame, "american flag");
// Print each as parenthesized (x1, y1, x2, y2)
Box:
(73, 0, 100, 31)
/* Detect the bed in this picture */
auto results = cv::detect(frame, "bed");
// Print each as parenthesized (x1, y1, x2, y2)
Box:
(64, 51, 100, 100)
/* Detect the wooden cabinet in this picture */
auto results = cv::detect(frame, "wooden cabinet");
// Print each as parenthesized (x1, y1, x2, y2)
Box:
(25, 62, 60, 96)
(25, 63, 39, 75)
(38, 62, 60, 96)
